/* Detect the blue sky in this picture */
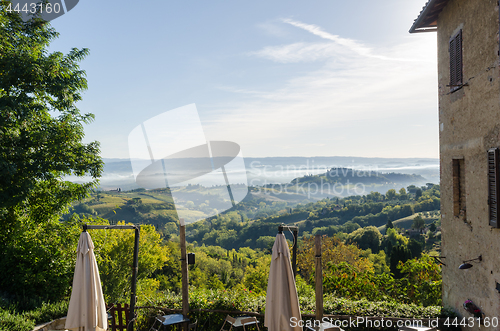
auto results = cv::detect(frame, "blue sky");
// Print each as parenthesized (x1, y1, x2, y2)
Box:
(49, 0, 437, 159)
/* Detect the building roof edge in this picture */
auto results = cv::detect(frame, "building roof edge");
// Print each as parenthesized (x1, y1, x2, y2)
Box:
(409, 0, 449, 33)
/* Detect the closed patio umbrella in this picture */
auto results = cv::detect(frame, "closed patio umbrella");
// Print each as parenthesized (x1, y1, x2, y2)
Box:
(65, 231, 107, 331)
(265, 233, 302, 331)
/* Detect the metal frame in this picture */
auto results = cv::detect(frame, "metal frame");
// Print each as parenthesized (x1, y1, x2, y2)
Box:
(83, 224, 140, 331)
(278, 225, 298, 278)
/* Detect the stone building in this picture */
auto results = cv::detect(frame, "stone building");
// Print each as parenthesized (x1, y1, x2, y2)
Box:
(410, 0, 500, 323)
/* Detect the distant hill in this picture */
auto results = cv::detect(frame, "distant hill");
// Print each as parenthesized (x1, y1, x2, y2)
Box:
(87, 156, 438, 192)
(69, 181, 441, 251)
(292, 167, 426, 185)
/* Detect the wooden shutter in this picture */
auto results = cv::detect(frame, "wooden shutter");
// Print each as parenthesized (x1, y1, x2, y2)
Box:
(488, 148, 500, 227)
(452, 158, 465, 217)
(449, 30, 463, 89)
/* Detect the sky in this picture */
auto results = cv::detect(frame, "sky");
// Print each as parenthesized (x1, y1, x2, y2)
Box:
(49, 0, 438, 159)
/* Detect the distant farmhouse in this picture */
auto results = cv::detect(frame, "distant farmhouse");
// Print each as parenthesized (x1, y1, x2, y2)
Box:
(410, 0, 500, 322)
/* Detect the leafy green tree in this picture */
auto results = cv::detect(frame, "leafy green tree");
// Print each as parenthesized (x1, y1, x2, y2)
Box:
(255, 236, 275, 250)
(407, 238, 423, 258)
(323, 262, 394, 301)
(346, 226, 382, 253)
(412, 215, 425, 231)
(0, 8, 102, 301)
(398, 188, 408, 201)
(0, 215, 81, 304)
(207, 274, 225, 290)
(215, 229, 238, 249)
(157, 241, 181, 291)
(385, 189, 397, 200)
(240, 256, 270, 294)
(322, 255, 441, 305)
(386, 218, 394, 230)
(390, 245, 412, 278)
(0, 8, 102, 216)
(382, 227, 408, 253)
(366, 191, 382, 202)
(397, 255, 442, 306)
(298, 236, 373, 282)
(406, 185, 417, 194)
(368, 250, 390, 274)
(401, 204, 414, 217)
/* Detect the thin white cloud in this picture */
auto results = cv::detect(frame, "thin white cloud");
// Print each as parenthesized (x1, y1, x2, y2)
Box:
(256, 21, 289, 38)
(250, 19, 427, 64)
(205, 27, 438, 158)
(259, 18, 414, 62)
(282, 18, 376, 57)
(251, 42, 343, 63)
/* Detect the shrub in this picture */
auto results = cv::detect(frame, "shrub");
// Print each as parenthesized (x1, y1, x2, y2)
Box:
(135, 288, 448, 331)
(0, 300, 68, 331)
(0, 308, 34, 331)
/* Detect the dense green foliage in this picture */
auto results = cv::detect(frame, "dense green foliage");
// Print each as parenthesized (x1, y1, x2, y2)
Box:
(64, 185, 442, 310)
(2, 181, 442, 327)
(0, 300, 68, 331)
(0, 5, 102, 303)
(136, 288, 449, 331)
(324, 255, 441, 306)
(67, 183, 440, 251)
(181, 185, 440, 250)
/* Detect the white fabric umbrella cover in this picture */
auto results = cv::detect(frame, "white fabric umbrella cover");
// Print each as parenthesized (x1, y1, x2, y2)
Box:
(65, 232, 107, 331)
(265, 233, 302, 331)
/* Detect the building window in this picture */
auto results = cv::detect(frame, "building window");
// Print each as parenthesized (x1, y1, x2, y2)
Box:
(452, 158, 465, 217)
(488, 148, 500, 227)
(449, 29, 463, 91)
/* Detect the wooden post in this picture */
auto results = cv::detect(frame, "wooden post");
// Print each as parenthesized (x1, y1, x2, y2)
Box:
(180, 219, 189, 331)
(129, 226, 140, 331)
(315, 235, 323, 322)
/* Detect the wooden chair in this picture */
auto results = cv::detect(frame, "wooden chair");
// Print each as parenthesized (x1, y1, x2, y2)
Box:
(220, 315, 259, 331)
(240, 317, 260, 331)
(220, 315, 237, 331)
(188, 319, 198, 331)
(107, 303, 130, 331)
(150, 316, 165, 331)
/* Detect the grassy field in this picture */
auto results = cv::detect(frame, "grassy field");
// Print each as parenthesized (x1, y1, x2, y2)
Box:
(377, 210, 440, 232)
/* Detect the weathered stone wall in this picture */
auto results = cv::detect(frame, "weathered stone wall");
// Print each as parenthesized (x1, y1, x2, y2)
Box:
(437, 0, 500, 326)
